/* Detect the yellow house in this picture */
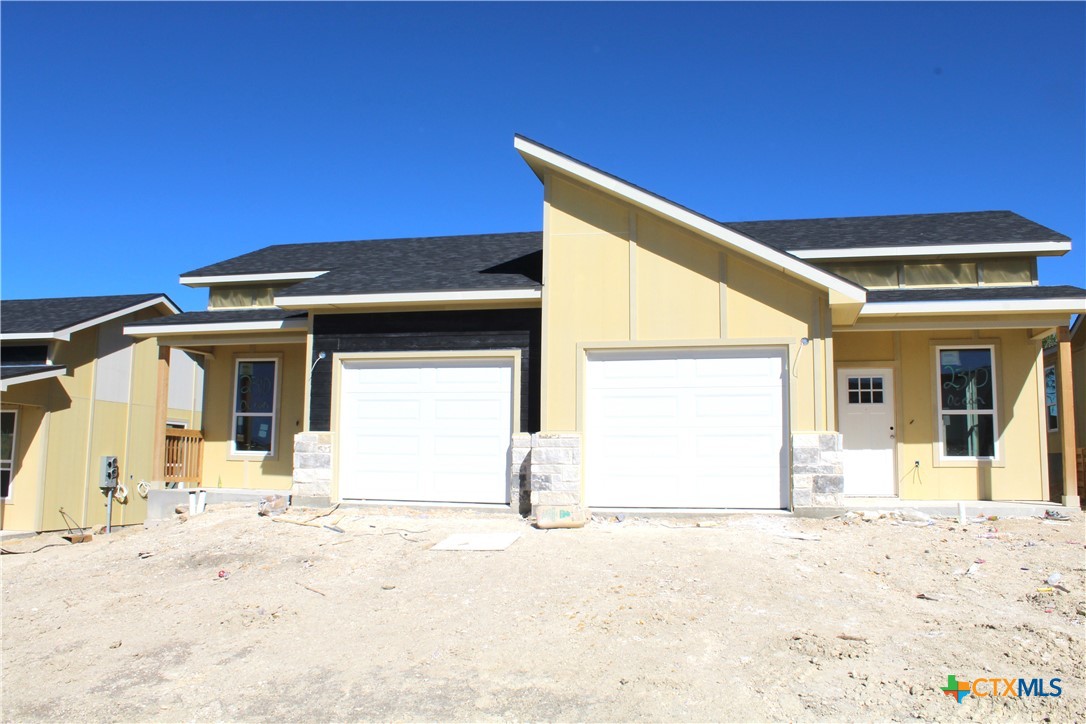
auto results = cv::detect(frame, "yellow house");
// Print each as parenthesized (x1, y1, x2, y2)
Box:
(125, 136, 1086, 515)
(0, 294, 201, 532)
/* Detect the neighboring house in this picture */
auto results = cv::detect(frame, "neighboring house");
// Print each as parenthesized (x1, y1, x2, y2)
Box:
(124, 136, 1086, 514)
(0, 294, 203, 532)
(1042, 314, 1085, 501)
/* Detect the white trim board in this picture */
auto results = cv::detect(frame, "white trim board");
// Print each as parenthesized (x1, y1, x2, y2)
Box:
(861, 298, 1086, 316)
(124, 318, 308, 337)
(179, 271, 326, 287)
(274, 288, 542, 308)
(0, 296, 179, 342)
(0, 367, 66, 392)
(514, 136, 866, 306)
(793, 241, 1072, 260)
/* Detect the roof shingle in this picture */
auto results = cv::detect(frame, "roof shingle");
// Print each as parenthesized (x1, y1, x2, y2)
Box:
(0, 294, 174, 335)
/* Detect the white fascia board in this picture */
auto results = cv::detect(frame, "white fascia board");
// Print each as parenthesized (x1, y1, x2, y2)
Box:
(2, 296, 179, 342)
(179, 271, 326, 287)
(0, 332, 64, 341)
(0, 367, 66, 391)
(514, 136, 866, 305)
(57, 296, 180, 340)
(274, 288, 543, 308)
(123, 318, 308, 337)
(793, 241, 1071, 260)
(861, 298, 1086, 316)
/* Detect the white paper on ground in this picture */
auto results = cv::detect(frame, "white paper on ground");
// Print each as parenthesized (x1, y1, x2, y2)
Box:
(431, 532, 522, 551)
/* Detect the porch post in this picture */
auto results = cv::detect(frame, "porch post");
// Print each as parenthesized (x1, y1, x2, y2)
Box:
(1056, 327, 1079, 507)
(151, 345, 170, 480)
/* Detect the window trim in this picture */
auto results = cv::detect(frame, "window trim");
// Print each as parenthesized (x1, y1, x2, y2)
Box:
(934, 344, 1000, 463)
(230, 356, 280, 459)
(1, 409, 18, 501)
(1044, 364, 1059, 432)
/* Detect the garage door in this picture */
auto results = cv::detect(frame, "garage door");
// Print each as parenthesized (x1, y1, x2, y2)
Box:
(338, 358, 513, 504)
(585, 348, 787, 509)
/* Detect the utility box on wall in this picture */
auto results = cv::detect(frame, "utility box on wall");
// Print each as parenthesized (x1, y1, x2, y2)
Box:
(99, 456, 119, 489)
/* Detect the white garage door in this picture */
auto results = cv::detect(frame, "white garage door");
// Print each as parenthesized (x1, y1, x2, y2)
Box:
(586, 348, 788, 509)
(338, 358, 513, 504)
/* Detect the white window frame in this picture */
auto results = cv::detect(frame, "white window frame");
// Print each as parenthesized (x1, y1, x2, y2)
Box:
(935, 345, 999, 462)
(1, 409, 18, 501)
(1043, 365, 1058, 432)
(230, 357, 279, 458)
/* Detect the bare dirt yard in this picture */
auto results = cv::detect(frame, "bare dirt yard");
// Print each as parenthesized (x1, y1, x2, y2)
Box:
(2, 502, 1083, 722)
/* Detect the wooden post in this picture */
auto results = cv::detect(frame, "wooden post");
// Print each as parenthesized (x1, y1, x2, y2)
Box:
(1056, 327, 1079, 506)
(151, 345, 170, 480)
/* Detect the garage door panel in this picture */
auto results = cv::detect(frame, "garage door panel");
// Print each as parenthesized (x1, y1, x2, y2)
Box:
(352, 434, 420, 455)
(586, 349, 787, 509)
(339, 359, 513, 504)
(351, 398, 422, 421)
(434, 398, 505, 422)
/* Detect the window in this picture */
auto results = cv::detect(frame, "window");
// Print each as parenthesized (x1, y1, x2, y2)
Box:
(847, 376, 884, 404)
(232, 359, 278, 455)
(1, 410, 16, 499)
(1044, 365, 1058, 431)
(938, 347, 996, 458)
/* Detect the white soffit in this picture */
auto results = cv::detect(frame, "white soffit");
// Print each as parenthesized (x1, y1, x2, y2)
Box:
(793, 241, 1071, 260)
(861, 298, 1086, 316)
(513, 136, 866, 305)
(179, 271, 327, 287)
(123, 318, 308, 337)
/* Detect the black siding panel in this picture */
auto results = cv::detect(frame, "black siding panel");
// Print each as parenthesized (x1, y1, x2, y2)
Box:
(310, 309, 541, 433)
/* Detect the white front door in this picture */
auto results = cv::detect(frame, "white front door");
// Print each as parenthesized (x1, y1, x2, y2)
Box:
(837, 368, 896, 496)
(338, 358, 513, 504)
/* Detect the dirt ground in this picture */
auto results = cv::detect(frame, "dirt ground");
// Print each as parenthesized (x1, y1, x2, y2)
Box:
(2, 502, 1083, 723)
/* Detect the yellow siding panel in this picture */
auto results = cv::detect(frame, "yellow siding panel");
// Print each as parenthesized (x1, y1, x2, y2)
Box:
(200, 344, 305, 490)
(544, 177, 631, 430)
(542, 172, 831, 434)
(0, 405, 46, 531)
(835, 331, 895, 362)
(864, 329, 1048, 501)
(635, 215, 720, 340)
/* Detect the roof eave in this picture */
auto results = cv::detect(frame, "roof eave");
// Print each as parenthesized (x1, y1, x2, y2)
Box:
(124, 318, 309, 337)
(514, 135, 867, 306)
(860, 298, 1086, 317)
(793, 241, 1072, 260)
(273, 288, 543, 310)
(0, 366, 67, 391)
(179, 271, 327, 287)
(1, 295, 179, 341)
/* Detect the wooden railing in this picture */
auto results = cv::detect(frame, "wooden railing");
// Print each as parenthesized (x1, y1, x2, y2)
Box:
(164, 429, 203, 486)
(1077, 447, 1085, 500)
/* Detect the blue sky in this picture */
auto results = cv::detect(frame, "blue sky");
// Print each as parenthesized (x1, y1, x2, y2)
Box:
(3, 2, 1083, 313)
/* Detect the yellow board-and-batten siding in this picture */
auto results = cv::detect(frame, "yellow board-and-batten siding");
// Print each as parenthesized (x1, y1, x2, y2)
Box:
(198, 343, 305, 491)
(541, 172, 834, 435)
(834, 328, 1049, 501)
(1, 307, 166, 532)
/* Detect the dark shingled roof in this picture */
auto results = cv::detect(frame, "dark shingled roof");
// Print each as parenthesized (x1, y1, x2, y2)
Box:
(866, 285, 1086, 303)
(125, 308, 308, 328)
(0, 294, 174, 335)
(514, 137, 1070, 254)
(182, 232, 544, 298)
(0, 364, 66, 381)
(724, 211, 1070, 252)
